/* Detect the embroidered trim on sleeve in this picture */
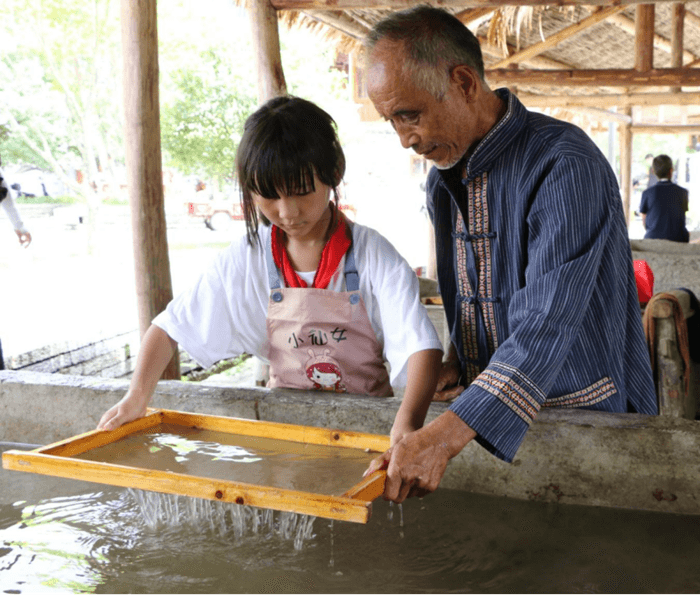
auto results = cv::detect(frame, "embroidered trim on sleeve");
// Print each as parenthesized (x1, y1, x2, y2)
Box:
(472, 364, 543, 425)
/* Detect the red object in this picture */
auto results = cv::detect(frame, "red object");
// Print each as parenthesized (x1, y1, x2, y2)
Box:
(633, 260, 654, 304)
(271, 208, 352, 290)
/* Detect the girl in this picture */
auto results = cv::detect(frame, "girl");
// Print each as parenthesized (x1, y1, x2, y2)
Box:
(98, 96, 443, 445)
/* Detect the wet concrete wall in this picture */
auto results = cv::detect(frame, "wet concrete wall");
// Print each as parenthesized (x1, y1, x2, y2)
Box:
(2, 370, 699, 516)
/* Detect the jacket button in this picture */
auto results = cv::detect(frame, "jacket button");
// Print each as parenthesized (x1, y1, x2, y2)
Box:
(349, 294, 360, 305)
(272, 292, 283, 302)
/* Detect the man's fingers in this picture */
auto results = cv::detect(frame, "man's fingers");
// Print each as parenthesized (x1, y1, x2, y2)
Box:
(433, 385, 464, 402)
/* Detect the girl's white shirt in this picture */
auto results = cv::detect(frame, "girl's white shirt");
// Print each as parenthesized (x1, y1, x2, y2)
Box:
(153, 222, 443, 387)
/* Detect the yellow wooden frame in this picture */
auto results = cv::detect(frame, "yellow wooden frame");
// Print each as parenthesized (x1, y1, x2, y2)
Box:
(2, 408, 390, 524)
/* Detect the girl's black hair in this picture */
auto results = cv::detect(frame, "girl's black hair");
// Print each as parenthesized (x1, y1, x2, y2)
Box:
(236, 96, 346, 244)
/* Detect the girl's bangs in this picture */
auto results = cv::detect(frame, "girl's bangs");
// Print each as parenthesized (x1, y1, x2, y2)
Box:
(246, 149, 316, 199)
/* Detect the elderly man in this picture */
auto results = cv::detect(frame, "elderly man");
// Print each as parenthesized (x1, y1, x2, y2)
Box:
(363, 6, 657, 502)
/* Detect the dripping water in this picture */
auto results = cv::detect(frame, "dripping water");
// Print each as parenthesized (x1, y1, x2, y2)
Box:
(127, 489, 316, 551)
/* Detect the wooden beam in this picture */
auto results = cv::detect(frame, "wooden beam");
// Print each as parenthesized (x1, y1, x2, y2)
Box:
(120, 0, 179, 379)
(607, 12, 698, 64)
(491, 5, 625, 69)
(524, 103, 632, 123)
(272, 0, 692, 10)
(684, 9, 700, 30)
(631, 124, 700, 133)
(454, 7, 494, 26)
(485, 68, 700, 86)
(305, 10, 367, 39)
(249, 0, 287, 103)
(517, 91, 700, 108)
(635, 4, 655, 72)
(479, 37, 572, 70)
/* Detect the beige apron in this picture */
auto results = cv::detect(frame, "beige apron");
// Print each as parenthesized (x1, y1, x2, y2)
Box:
(264, 235, 392, 396)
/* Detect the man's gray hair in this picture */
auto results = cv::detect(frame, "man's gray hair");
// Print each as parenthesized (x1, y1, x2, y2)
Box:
(364, 6, 485, 100)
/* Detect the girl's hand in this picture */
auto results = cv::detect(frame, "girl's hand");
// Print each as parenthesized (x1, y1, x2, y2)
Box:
(97, 394, 148, 431)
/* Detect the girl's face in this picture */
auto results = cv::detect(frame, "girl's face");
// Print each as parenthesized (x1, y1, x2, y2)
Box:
(253, 175, 333, 242)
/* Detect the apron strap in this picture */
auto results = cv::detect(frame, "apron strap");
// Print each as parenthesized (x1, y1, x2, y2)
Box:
(264, 231, 282, 290)
(265, 222, 359, 293)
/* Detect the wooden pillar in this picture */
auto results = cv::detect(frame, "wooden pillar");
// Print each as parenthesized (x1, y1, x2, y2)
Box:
(121, 0, 179, 379)
(619, 108, 633, 225)
(671, 3, 685, 93)
(635, 4, 655, 71)
(248, 0, 288, 104)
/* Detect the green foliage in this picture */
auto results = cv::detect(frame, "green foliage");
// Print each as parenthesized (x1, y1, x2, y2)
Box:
(1, 0, 122, 195)
(160, 50, 256, 187)
(14, 194, 77, 205)
(1, 0, 353, 196)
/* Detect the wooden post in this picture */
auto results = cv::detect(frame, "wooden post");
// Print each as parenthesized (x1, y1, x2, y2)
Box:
(121, 0, 179, 379)
(619, 108, 633, 226)
(248, 0, 288, 104)
(671, 3, 685, 93)
(635, 4, 655, 71)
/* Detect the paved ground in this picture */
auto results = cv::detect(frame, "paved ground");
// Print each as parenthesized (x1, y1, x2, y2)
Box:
(0, 203, 230, 357)
(0, 199, 431, 360)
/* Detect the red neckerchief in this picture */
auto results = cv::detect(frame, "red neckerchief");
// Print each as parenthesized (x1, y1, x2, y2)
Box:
(271, 208, 352, 289)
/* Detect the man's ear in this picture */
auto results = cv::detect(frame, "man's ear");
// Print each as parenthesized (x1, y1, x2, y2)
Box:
(450, 65, 479, 102)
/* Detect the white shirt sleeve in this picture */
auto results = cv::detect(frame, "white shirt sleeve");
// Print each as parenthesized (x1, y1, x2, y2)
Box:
(0, 173, 28, 233)
(353, 224, 444, 387)
(152, 230, 271, 368)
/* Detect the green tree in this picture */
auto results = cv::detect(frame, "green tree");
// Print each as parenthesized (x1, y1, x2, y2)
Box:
(160, 50, 256, 190)
(1, 0, 123, 199)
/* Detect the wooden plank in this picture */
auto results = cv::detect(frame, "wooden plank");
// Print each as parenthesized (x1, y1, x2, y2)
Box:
(271, 0, 688, 11)
(635, 4, 655, 72)
(485, 68, 700, 86)
(491, 5, 625, 69)
(1, 452, 376, 523)
(158, 408, 390, 452)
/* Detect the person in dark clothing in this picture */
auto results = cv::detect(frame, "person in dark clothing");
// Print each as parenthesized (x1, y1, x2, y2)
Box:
(639, 154, 689, 243)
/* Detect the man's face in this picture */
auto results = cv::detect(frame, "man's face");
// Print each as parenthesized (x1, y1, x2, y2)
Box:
(367, 40, 476, 170)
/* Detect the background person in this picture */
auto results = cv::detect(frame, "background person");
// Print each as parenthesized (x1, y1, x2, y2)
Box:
(0, 166, 32, 248)
(362, 6, 657, 502)
(0, 164, 32, 371)
(639, 154, 689, 243)
(98, 96, 443, 446)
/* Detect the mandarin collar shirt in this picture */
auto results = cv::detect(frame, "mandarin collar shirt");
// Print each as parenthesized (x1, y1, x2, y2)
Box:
(426, 89, 657, 462)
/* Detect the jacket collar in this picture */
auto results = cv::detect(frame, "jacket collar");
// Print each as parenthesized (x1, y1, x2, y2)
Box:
(435, 88, 527, 185)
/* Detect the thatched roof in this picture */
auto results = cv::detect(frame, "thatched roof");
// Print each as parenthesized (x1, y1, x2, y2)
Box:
(270, 1, 700, 127)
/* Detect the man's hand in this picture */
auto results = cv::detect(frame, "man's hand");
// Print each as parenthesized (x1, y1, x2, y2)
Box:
(15, 229, 31, 247)
(365, 411, 476, 503)
(433, 359, 464, 401)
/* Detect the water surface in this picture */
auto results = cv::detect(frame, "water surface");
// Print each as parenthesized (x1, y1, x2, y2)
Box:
(2, 445, 699, 593)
